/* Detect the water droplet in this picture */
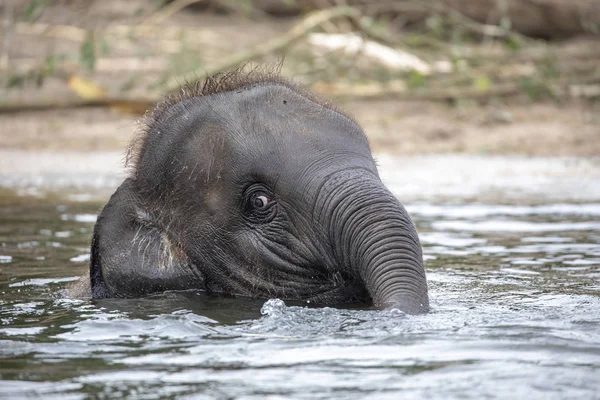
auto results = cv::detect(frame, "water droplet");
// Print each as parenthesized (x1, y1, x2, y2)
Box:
(260, 299, 286, 316)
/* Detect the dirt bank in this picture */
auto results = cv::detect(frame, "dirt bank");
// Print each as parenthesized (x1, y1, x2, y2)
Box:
(1, 99, 598, 156)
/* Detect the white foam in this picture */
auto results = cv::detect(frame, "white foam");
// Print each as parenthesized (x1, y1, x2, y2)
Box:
(9, 277, 80, 287)
(407, 203, 600, 217)
(69, 254, 90, 263)
(432, 220, 600, 233)
(378, 154, 600, 202)
(60, 214, 97, 223)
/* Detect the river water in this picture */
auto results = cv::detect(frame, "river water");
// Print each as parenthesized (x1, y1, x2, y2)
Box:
(0, 153, 599, 399)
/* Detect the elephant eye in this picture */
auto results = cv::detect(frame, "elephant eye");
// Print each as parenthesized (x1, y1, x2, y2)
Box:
(253, 195, 270, 210)
(243, 186, 277, 223)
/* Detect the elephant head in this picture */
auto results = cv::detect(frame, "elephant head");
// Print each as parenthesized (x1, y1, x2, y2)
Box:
(88, 68, 429, 314)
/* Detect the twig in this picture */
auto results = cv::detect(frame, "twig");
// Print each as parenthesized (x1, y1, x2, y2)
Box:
(164, 6, 362, 91)
(141, 0, 208, 25)
(0, 95, 156, 113)
(0, 81, 544, 114)
(5, 69, 598, 114)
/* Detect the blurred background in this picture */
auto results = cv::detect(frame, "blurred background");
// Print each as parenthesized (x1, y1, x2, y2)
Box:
(1, 0, 599, 156)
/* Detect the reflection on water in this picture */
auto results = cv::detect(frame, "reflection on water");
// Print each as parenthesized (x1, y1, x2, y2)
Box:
(1, 185, 599, 399)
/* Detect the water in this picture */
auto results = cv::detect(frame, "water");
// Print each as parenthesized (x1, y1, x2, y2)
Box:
(1, 155, 599, 399)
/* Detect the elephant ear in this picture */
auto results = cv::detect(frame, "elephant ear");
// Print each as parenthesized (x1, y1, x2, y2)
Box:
(89, 179, 204, 298)
(89, 227, 109, 298)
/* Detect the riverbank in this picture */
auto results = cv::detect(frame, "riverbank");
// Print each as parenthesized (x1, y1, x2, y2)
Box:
(1, 97, 599, 156)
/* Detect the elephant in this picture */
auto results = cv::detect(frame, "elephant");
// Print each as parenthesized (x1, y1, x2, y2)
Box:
(74, 68, 429, 314)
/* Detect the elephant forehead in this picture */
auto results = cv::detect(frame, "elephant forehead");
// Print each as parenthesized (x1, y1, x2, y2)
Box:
(209, 86, 370, 164)
(193, 84, 366, 144)
(135, 84, 374, 199)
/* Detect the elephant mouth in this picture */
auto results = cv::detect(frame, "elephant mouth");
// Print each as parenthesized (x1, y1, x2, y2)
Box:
(301, 273, 371, 306)
(237, 268, 370, 306)
(202, 248, 371, 306)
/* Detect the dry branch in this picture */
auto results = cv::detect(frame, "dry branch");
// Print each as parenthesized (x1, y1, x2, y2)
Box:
(141, 0, 208, 25)
(254, 0, 600, 38)
(0, 95, 156, 114)
(4, 73, 597, 114)
(164, 6, 362, 91)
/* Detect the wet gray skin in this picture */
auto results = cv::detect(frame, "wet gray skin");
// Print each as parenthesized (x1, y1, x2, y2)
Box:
(78, 71, 429, 314)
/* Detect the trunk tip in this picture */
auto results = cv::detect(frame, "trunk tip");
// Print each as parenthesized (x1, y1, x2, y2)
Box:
(380, 296, 429, 315)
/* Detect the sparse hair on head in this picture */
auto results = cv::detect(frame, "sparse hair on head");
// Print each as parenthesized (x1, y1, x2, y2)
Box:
(126, 63, 351, 174)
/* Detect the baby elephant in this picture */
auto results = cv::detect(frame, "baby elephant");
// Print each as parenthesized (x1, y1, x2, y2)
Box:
(84, 69, 429, 314)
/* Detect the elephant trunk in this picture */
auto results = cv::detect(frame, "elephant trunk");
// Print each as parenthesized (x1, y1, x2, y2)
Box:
(326, 173, 429, 314)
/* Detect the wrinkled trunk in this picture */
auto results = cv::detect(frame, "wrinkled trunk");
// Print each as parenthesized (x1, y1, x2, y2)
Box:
(326, 172, 429, 314)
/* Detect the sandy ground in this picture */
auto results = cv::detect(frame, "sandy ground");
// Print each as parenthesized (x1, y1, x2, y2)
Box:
(1, 98, 599, 156)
